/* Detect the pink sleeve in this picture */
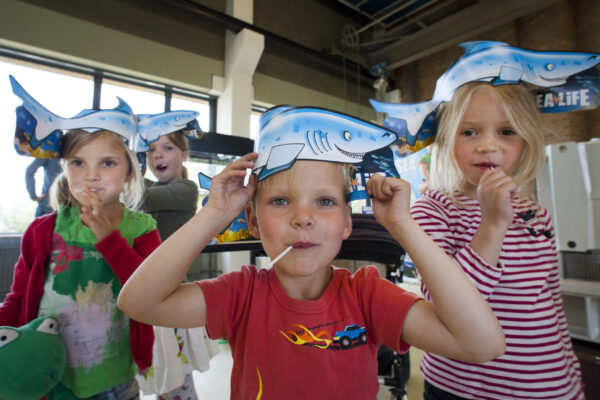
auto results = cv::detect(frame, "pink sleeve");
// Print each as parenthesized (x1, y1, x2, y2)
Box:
(411, 196, 503, 301)
(0, 223, 37, 326)
(95, 228, 161, 284)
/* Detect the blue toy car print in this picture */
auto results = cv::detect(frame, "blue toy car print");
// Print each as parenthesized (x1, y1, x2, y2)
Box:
(333, 324, 367, 349)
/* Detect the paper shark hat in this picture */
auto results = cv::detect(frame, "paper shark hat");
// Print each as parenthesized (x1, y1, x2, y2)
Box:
(134, 111, 202, 152)
(252, 105, 397, 181)
(370, 40, 600, 146)
(11, 75, 138, 158)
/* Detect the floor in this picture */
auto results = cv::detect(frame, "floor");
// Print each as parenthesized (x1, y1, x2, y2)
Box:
(141, 342, 425, 400)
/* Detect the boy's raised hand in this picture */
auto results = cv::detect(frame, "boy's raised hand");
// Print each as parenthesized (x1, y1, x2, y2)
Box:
(367, 174, 412, 229)
(205, 152, 258, 223)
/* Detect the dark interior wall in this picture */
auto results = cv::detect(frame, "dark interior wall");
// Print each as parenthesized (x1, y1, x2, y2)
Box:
(393, 0, 600, 144)
(253, 0, 372, 107)
(12, 0, 374, 111)
(18, 0, 226, 61)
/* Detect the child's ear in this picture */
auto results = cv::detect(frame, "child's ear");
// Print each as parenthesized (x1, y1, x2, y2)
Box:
(245, 204, 261, 239)
(342, 206, 352, 240)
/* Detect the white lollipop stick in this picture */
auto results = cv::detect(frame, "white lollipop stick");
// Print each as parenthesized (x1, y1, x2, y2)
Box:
(269, 245, 293, 268)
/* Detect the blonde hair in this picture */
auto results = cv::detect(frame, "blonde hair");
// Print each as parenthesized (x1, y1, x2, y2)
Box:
(429, 82, 546, 201)
(50, 130, 144, 210)
(250, 161, 354, 211)
(164, 130, 190, 179)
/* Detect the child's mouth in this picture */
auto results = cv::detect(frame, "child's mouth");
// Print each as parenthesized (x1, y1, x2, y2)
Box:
(292, 242, 316, 249)
(156, 164, 168, 171)
(474, 162, 498, 169)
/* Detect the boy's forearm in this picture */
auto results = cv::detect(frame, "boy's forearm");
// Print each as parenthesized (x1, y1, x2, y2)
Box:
(389, 218, 504, 355)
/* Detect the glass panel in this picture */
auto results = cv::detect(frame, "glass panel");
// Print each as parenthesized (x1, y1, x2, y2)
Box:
(250, 110, 261, 141)
(0, 57, 94, 233)
(171, 94, 210, 133)
(100, 78, 164, 114)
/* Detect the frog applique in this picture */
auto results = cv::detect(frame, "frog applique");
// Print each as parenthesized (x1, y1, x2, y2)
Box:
(0, 316, 66, 400)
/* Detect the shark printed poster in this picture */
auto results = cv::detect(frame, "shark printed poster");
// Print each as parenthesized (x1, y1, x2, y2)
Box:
(535, 67, 600, 113)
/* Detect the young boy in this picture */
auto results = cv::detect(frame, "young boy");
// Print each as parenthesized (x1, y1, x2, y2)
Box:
(119, 111, 504, 399)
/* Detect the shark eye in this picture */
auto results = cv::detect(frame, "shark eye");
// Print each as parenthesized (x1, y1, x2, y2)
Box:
(0, 328, 19, 347)
(37, 317, 60, 335)
(545, 63, 555, 71)
(343, 131, 352, 141)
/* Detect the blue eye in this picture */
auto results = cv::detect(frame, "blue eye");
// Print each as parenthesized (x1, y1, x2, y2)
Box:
(318, 198, 334, 206)
(343, 131, 351, 141)
(272, 198, 288, 206)
(545, 63, 554, 71)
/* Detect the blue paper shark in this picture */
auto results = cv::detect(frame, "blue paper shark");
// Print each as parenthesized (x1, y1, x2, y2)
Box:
(135, 111, 200, 152)
(253, 106, 397, 180)
(10, 75, 137, 149)
(370, 41, 600, 146)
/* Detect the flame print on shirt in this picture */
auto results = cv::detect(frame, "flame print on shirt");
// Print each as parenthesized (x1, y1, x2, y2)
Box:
(280, 323, 367, 350)
(50, 233, 83, 274)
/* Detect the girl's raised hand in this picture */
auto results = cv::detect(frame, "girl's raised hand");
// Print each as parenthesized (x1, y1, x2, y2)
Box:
(367, 174, 412, 229)
(476, 168, 516, 228)
(204, 152, 258, 222)
(79, 189, 116, 241)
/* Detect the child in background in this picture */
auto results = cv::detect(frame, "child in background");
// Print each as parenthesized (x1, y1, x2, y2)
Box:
(412, 82, 584, 400)
(118, 105, 505, 398)
(0, 128, 160, 399)
(140, 126, 198, 241)
(138, 118, 218, 400)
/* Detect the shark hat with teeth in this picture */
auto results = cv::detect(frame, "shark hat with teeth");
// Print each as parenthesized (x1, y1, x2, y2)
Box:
(10, 75, 138, 158)
(134, 111, 202, 153)
(370, 40, 600, 146)
(252, 105, 397, 181)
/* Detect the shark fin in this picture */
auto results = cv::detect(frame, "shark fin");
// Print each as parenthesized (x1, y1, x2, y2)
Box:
(259, 105, 295, 130)
(198, 172, 212, 190)
(492, 66, 523, 85)
(460, 41, 509, 57)
(115, 97, 134, 114)
(266, 143, 305, 171)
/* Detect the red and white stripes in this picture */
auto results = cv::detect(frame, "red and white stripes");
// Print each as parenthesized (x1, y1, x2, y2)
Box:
(412, 190, 583, 400)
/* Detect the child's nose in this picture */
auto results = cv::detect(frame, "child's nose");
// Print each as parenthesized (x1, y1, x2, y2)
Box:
(476, 134, 499, 153)
(85, 167, 100, 181)
(291, 206, 314, 229)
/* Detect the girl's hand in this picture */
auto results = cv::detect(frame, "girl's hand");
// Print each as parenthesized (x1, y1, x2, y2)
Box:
(367, 174, 412, 229)
(79, 189, 116, 241)
(204, 152, 258, 222)
(477, 168, 516, 229)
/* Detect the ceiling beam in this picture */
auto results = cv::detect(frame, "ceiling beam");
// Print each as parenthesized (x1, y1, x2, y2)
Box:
(367, 0, 559, 70)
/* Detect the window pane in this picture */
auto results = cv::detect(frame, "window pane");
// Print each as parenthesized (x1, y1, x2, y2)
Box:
(250, 111, 261, 141)
(171, 94, 210, 133)
(101, 78, 164, 114)
(0, 58, 94, 233)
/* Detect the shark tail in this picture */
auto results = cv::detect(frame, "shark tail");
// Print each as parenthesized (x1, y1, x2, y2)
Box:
(10, 75, 64, 142)
(459, 41, 509, 57)
(370, 98, 438, 139)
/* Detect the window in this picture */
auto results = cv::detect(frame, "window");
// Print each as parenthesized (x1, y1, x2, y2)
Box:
(0, 57, 94, 232)
(0, 49, 216, 233)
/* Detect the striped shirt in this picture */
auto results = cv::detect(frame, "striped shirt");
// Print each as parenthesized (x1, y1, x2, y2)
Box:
(412, 189, 583, 400)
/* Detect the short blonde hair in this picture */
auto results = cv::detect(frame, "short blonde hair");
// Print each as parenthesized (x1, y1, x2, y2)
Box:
(250, 161, 354, 211)
(50, 130, 144, 210)
(429, 82, 546, 201)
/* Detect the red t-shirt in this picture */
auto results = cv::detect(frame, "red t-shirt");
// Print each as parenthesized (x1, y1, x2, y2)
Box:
(197, 265, 420, 399)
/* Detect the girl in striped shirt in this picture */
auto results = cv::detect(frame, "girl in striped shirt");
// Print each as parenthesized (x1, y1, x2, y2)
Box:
(412, 81, 584, 400)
